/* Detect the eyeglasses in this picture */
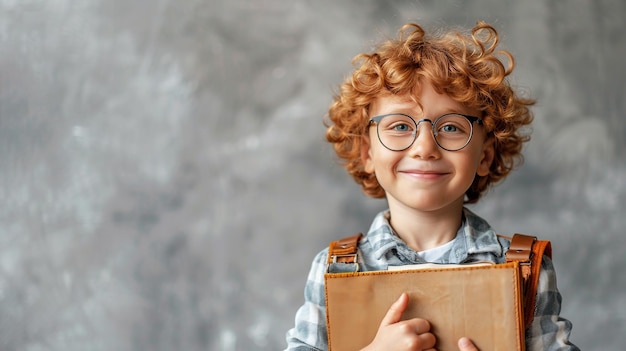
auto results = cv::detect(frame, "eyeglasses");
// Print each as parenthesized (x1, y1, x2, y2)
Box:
(368, 113, 483, 152)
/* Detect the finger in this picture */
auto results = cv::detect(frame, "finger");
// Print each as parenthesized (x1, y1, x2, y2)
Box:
(415, 331, 436, 349)
(379, 292, 409, 326)
(458, 337, 479, 351)
(402, 317, 431, 335)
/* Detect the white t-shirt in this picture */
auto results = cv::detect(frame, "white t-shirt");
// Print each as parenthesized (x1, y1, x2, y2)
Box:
(417, 237, 456, 263)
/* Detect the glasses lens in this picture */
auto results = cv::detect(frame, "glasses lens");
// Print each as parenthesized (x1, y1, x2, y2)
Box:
(433, 114, 473, 151)
(376, 114, 417, 151)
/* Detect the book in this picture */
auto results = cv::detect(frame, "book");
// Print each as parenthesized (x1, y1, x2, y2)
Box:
(324, 261, 525, 351)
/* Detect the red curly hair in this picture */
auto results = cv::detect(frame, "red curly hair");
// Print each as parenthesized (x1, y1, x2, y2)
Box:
(325, 21, 534, 203)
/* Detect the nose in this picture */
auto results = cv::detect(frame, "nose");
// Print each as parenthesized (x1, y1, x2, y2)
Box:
(407, 120, 441, 159)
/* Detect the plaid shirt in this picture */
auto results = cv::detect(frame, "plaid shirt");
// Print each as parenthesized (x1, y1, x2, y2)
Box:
(285, 208, 579, 351)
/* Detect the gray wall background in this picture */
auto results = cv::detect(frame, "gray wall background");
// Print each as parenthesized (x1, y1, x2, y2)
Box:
(1, 1, 624, 350)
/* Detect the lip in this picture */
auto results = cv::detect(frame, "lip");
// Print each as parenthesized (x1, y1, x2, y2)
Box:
(398, 169, 450, 179)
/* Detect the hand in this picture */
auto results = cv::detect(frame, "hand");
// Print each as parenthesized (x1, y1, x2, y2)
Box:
(457, 337, 479, 351)
(361, 292, 436, 351)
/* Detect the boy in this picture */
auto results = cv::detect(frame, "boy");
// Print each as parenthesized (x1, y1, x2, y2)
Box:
(285, 21, 579, 351)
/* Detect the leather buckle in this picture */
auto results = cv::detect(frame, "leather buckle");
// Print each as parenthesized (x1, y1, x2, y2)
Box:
(328, 254, 359, 272)
(331, 253, 358, 264)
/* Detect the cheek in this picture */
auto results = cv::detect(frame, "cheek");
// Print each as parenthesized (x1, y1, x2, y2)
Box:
(455, 153, 483, 178)
(371, 150, 399, 174)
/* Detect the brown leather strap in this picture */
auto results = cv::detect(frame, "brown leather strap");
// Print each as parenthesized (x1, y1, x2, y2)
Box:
(505, 233, 552, 329)
(506, 234, 536, 287)
(507, 234, 536, 262)
(525, 239, 552, 328)
(327, 233, 363, 265)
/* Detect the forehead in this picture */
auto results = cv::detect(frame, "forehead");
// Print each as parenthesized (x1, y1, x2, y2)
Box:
(369, 84, 476, 117)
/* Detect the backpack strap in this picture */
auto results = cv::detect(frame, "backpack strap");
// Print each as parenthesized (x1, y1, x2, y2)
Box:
(505, 233, 552, 329)
(327, 233, 363, 272)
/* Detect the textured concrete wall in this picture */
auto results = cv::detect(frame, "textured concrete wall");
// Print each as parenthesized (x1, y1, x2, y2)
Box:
(1, 1, 624, 350)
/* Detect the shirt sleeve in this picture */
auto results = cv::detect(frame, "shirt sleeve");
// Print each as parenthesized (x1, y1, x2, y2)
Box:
(284, 249, 330, 351)
(525, 255, 580, 351)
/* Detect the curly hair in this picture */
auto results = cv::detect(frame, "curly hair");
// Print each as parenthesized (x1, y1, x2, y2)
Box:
(325, 21, 535, 203)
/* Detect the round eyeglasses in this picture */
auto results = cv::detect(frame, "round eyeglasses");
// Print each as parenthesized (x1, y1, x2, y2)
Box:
(368, 113, 484, 152)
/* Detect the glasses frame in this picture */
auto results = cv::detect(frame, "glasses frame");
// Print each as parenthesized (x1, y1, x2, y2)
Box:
(368, 113, 484, 152)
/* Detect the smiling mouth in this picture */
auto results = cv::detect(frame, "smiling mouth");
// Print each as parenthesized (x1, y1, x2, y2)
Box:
(399, 170, 449, 179)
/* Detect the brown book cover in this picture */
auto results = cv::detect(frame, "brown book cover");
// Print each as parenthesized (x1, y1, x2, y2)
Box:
(324, 262, 525, 351)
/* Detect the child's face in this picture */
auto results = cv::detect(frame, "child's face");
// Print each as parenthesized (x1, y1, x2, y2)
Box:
(361, 82, 494, 214)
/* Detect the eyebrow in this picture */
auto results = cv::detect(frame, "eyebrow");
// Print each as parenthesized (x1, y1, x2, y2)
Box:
(372, 97, 475, 117)
(377, 109, 470, 117)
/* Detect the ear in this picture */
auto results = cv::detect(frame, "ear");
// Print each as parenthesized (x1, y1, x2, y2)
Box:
(361, 135, 375, 174)
(476, 136, 495, 177)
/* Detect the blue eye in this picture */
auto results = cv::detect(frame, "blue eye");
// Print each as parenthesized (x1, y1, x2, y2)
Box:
(393, 123, 412, 132)
(441, 124, 458, 133)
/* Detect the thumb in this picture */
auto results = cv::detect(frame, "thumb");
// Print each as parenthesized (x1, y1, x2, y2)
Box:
(380, 292, 409, 326)
(458, 337, 479, 351)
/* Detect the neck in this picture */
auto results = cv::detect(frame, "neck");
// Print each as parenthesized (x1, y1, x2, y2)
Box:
(387, 201, 464, 252)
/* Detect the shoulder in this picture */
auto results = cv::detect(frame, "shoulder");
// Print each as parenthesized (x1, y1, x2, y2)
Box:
(458, 208, 508, 261)
(308, 246, 330, 277)
(497, 235, 512, 251)
(300, 247, 330, 305)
